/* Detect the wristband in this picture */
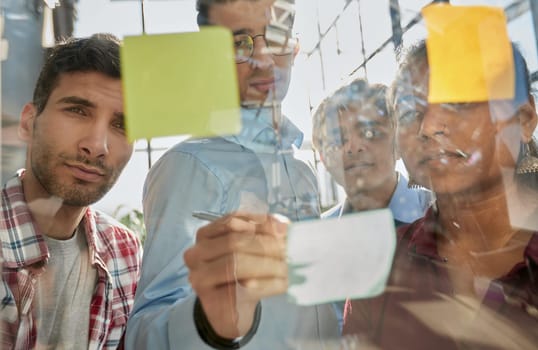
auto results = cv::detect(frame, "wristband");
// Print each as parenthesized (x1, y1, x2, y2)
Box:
(193, 297, 262, 349)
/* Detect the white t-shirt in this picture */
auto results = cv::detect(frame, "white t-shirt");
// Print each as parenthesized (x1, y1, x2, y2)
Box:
(35, 226, 97, 349)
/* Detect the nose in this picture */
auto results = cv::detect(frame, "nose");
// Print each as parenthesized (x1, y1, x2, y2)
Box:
(78, 122, 109, 159)
(343, 134, 365, 155)
(250, 36, 275, 70)
(418, 104, 449, 140)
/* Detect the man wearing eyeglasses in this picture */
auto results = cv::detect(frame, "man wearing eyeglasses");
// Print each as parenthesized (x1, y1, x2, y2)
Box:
(126, 0, 339, 349)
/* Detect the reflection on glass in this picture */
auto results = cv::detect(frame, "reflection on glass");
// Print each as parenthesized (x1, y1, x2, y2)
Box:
(343, 33, 538, 349)
(126, 1, 337, 349)
(312, 78, 432, 332)
(2, 0, 536, 349)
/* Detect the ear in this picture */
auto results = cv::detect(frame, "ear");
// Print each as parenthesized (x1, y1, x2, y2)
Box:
(292, 38, 300, 59)
(18, 103, 37, 142)
(517, 96, 538, 143)
(318, 150, 325, 164)
(288, 38, 300, 66)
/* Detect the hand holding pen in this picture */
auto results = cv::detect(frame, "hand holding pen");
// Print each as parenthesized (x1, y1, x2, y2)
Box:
(184, 211, 289, 339)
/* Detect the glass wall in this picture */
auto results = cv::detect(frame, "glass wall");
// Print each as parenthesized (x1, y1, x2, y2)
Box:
(2, 1, 538, 349)
(4, 0, 536, 214)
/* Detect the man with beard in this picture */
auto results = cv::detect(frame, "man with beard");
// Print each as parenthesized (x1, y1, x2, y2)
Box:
(0, 34, 141, 349)
(126, 0, 339, 349)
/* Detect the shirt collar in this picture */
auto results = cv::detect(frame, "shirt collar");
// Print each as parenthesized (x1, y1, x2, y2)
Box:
(388, 173, 431, 223)
(223, 107, 304, 150)
(80, 207, 110, 272)
(339, 173, 428, 222)
(0, 171, 106, 271)
(1, 173, 49, 268)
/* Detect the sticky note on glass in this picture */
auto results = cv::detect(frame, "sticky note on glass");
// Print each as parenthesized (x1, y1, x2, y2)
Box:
(121, 27, 241, 141)
(287, 209, 396, 306)
(422, 4, 514, 103)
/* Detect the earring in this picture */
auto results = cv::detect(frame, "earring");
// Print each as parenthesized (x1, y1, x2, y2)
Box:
(516, 142, 538, 174)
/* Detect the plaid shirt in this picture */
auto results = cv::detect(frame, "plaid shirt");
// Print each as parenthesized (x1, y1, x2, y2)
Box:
(0, 172, 142, 350)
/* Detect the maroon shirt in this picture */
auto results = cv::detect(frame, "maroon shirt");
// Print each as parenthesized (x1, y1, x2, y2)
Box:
(343, 208, 538, 349)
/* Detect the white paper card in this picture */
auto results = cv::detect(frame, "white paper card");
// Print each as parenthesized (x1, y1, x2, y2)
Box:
(287, 209, 396, 306)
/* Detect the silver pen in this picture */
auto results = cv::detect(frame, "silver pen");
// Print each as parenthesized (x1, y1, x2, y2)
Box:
(192, 211, 223, 222)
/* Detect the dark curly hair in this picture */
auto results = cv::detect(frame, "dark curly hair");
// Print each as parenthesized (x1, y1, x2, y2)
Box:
(196, 0, 238, 26)
(32, 33, 121, 115)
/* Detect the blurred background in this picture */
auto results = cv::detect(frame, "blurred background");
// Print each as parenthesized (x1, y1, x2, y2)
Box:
(1, 0, 537, 220)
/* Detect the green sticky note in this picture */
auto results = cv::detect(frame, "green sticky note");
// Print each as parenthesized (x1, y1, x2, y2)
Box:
(121, 27, 241, 142)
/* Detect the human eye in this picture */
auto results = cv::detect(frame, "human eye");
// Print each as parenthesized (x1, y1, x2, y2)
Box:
(111, 116, 126, 133)
(64, 105, 87, 116)
(233, 35, 253, 57)
(361, 128, 384, 140)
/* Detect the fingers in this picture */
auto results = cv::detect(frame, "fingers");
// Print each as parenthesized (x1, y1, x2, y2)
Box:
(196, 212, 289, 242)
(185, 211, 290, 303)
(189, 254, 288, 297)
(211, 277, 289, 300)
(239, 277, 288, 298)
(196, 215, 257, 241)
(188, 252, 288, 289)
(186, 231, 286, 265)
(253, 213, 289, 236)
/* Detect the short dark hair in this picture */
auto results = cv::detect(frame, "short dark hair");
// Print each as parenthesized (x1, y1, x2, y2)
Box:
(196, 0, 237, 26)
(312, 78, 389, 153)
(32, 33, 121, 115)
(196, 0, 296, 28)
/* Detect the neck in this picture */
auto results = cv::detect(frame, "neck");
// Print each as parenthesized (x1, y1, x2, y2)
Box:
(347, 172, 398, 212)
(436, 180, 514, 252)
(435, 177, 533, 280)
(22, 177, 86, 240)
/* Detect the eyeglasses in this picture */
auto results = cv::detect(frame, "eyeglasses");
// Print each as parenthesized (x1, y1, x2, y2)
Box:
(233, 31, 297, 64)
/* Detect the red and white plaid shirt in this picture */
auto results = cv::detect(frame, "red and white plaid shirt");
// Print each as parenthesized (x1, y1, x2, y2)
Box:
(0, 172, 142, 350)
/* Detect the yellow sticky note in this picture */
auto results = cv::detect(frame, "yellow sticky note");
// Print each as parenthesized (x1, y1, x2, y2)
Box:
(121, 27, 241, 142)
(422, 4, 514, 103)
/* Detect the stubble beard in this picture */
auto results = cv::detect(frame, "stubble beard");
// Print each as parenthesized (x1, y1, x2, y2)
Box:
(30, 141, 118, 207)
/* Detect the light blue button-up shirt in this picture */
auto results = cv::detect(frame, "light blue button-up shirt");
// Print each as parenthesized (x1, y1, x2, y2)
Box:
(126, 107, 339, 349)
(322, 173, 432, 223)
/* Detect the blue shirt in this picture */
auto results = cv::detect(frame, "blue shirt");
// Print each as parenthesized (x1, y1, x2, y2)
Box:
(322, 173, 432, 333)
(126, 107, 339, 349)
(323, 173, 432, 222)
